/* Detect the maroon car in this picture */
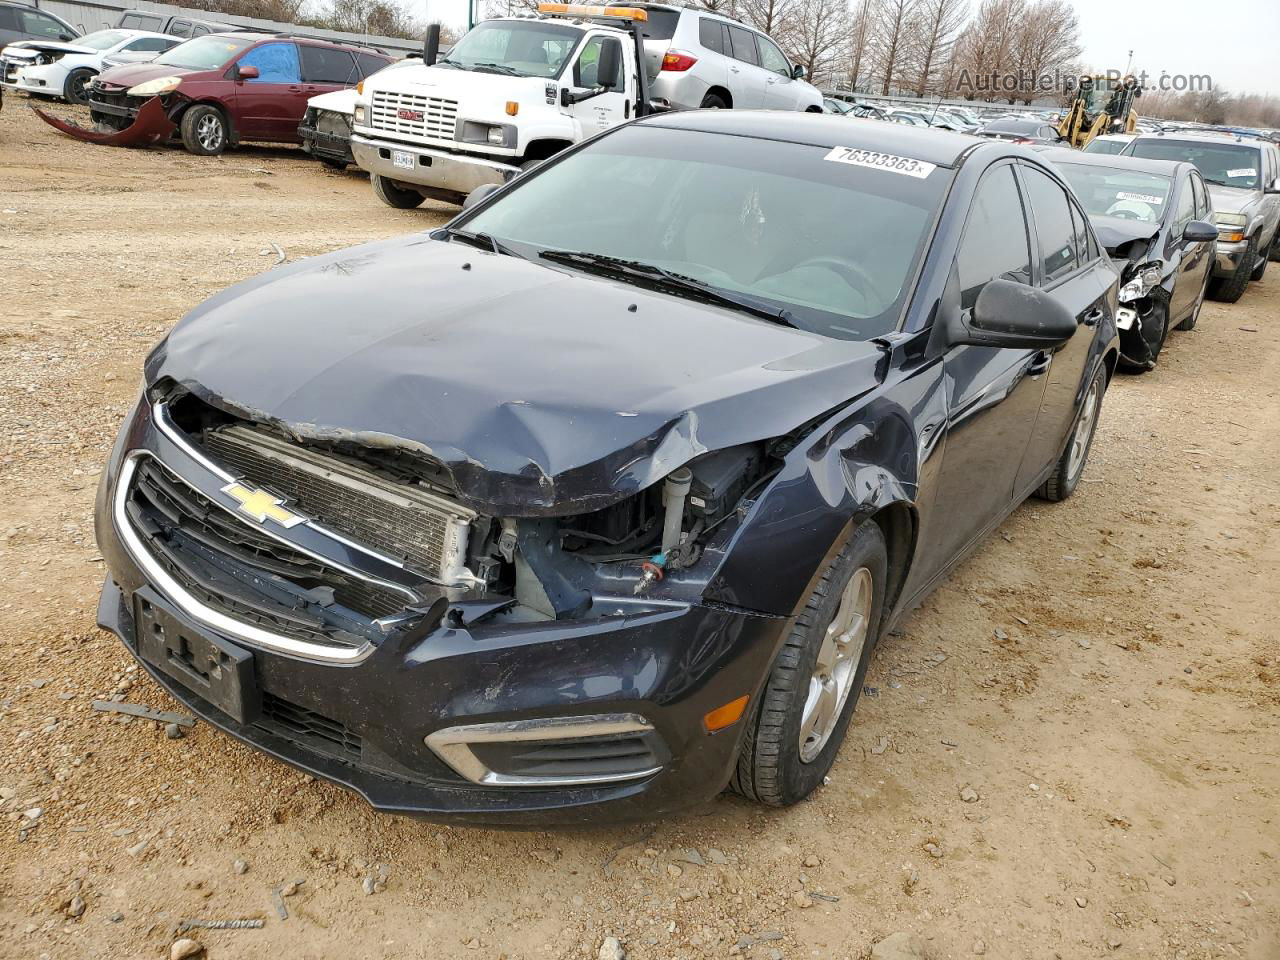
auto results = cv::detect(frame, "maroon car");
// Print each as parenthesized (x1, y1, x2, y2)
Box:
(85, 33, 393, 155)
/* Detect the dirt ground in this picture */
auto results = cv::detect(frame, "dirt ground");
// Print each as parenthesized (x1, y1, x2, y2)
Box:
(0, 102, 1277, 960)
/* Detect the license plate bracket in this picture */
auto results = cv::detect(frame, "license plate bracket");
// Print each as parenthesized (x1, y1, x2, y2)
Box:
(391, 149, 415, 170)
(135, 593, 260, 725)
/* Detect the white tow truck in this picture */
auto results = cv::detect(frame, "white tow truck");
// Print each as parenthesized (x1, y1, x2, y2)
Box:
(350, 3, 653, 208)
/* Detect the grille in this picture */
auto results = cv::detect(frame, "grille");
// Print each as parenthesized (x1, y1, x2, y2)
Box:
(470, 734, 665, 781)
(203, 425, 474, 583)
(316, 109, 352, 138)
(368, 89, 458, 140)
(258, 692, 362, 761)
(126, 457, 410, 650)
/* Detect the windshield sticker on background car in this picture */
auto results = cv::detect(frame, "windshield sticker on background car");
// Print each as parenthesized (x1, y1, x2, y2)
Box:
(1117, 191, 1163, 204)
(1226, 168, 1256, 179)
(823, 146, 936, 179)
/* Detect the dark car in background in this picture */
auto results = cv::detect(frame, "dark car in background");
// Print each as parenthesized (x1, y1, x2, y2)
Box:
(0, 1, 78, 47)
(1120, 132, 1280, 303)
(94, 113, 1118, 824)
(977, 117, 1065, 146)
(1045, 149, 1218, 370)
(87, 32, 392, 155)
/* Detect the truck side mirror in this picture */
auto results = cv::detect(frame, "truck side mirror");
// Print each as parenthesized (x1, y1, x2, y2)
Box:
(424, 23, 440, 67)
(597, 40, 619, 90)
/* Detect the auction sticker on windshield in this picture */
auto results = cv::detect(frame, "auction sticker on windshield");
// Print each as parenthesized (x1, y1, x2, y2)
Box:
(1117, 191, 1163, 204)
(824, 146, 936, 179)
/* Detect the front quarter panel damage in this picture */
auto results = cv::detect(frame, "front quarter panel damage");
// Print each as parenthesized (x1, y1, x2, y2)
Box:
(32, 96, 176, 147)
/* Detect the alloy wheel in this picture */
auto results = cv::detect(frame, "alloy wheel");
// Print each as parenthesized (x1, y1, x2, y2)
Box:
(1066, 377, 1101, 480)
(798, 566, 873, 763)
(197, 114, 223, 152)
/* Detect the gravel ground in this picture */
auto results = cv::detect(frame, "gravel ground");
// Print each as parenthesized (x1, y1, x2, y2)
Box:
(1, 102, 1277, 960)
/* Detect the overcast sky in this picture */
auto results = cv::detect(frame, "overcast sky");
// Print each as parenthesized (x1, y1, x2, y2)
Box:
(410, 0, 1280, 97)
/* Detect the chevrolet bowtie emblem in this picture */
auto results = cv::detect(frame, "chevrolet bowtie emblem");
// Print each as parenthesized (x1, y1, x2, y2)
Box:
(222, 482, 305, 528)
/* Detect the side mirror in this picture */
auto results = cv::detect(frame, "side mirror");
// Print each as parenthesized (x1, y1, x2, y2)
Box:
(1183, 219, 1218, 243)
(59, 32, 75, 41)
(463, 183, 500, 209)
(1267, 177, 1280, 195)
(791, 63, 805, 80)
(236, 64, 259, 80)
(597, 41, 619, 90)
(947, 278, 1079, 350)
(423, 23, 440, 66)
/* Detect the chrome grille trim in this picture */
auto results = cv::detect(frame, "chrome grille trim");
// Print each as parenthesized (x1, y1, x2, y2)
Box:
(368, 89, 458, 140)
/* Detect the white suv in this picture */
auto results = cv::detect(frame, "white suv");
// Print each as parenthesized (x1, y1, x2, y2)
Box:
(638, 4, 821, 112)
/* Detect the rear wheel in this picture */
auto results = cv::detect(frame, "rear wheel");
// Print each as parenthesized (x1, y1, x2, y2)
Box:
(1208, 234, 1258, 303)
(731, 521, 887, 807)
(371, 173, 425, 209)
(63, 68, 94, 106)
(1036, 365, 1105, 502)
(700, 92, 728, 109)
(180, 105, 228, 156)
(1176, 271, 1210, 331)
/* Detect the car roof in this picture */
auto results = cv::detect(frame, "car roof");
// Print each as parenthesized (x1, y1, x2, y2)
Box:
(639, 109, 981, 167)
(1039, 147, 1189, 178)
(209, 31, 382, 53)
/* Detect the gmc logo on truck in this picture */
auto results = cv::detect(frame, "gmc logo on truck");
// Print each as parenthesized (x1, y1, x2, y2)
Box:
(397, 108, 424, 122)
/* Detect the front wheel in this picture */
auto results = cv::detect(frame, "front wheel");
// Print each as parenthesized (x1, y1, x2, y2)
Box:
(1036, 365, 1106, 502)
(63, 68, 94, 106)
(371, 173, 425, 209)
(700, 92, 728, 109)
(1208, 234, 1258, 303)
(731, 520, 887, 807)
(180, 105, 228, 156)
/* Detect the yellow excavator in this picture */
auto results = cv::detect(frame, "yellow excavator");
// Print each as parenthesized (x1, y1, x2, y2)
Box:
(1058, 74, 1142, 149)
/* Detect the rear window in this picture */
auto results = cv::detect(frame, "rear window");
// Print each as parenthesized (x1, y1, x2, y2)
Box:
(119, 12, 163, 31)
(1083, 138, 1126, 155)
(1128, 138, 1261, 189)
(640, 8, 679, 41)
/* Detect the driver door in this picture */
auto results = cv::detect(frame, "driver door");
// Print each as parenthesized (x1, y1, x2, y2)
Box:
(756, 34, 799, 111)
(567, 34, 630, 135)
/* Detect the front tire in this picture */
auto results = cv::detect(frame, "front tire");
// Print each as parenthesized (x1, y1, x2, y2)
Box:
(1208, 234, 1258, 303)
(1269, 230, 1280, 264)
(371, 173, 425, 209)
(63, 68, 94, 106)
(1036, 364, 1105, 502)
(731, 521, 887, 807)
(180, 105, 228, 156)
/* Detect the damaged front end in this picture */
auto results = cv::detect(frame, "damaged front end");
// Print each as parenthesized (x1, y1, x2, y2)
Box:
(33, 93, 175, 147)
(1107, 229, 1168, 370)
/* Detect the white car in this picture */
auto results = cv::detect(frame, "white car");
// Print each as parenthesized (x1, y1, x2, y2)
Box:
(1, 28, 178, 105)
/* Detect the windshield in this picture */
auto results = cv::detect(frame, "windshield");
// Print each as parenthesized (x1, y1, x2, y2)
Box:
(1055, 163, 1172, 224)
(463, 125, 951, 341)
(78, 30, 129, 50)
(440, 20, 582, 78)
(1129, 139, 1260, 188)
(1083, 138, 1127, 155)
(983, 118, 1039, 135)
(155, 35, 253, 70)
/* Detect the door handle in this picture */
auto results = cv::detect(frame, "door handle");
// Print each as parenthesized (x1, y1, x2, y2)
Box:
(1081, 307, 1104, 327)
(1028, 351, 1053, 377)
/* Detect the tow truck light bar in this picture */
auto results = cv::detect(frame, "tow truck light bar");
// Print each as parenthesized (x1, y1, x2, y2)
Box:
(536, 2, 649, 20)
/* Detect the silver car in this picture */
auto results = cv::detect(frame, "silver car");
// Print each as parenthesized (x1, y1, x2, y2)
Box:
(638, 4, 821, 112)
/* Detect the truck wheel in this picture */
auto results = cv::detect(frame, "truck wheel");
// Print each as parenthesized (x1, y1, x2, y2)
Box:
(1208, 234, 1258, 303)
(1269, 230, 1280, 263)
(63, 68, 94, 106)
(1250, 241, 1269, 280)
(371, 173, 425, 209)
(1036, 365, 1105, 502)
(180, 105, 228, 156)
(700, 92, 728, 109)
(730, 520, 887, 807)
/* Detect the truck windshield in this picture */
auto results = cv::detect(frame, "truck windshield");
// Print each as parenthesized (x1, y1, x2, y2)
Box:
(1054, 163, 1172, 224)
(439, 20, 583, 79)
(1128, 139, 1261, 189)
(155, 35, 253, 70)
(463, 125, 951, 341)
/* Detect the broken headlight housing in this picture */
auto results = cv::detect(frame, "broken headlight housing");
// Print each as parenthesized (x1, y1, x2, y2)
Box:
(1118, 262, 1162, 303)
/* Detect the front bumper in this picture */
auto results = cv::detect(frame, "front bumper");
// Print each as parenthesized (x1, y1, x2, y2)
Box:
(299, 116, 353, 165)
(94, 398, 785, 824)
(9, 64, 64, 96)
(350, 133, 519, 198)
(1213, 237, 1248, 277)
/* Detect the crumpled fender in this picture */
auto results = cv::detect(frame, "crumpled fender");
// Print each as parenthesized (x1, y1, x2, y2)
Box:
(32, 96, 175, 147)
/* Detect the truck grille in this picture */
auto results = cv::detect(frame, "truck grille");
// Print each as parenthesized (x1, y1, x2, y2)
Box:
(203, 425, 475, 584)
(368, 90, 458, 140)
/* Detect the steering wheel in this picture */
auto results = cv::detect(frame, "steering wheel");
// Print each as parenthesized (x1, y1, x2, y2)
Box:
(1108, 208, 1146, 221)
(773, 255, 879, 298)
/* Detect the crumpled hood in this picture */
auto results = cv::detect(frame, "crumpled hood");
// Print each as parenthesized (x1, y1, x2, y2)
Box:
(96, 61, 200, 87)
(1091, 215, 1161, 257)
(146, 235, 885, 516)
(2, 40, 93, 59)
(1207, 183, 1256, 217)
(307, 86, 357, 113)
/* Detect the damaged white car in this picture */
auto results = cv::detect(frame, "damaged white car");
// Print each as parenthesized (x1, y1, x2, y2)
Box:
(1, 28, 178, 105)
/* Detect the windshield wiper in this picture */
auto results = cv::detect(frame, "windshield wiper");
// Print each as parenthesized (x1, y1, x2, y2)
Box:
(471, 61, 520, 76)
(434, 57, 464, 69)
(446, 228, 521, 258)
(538, 250, 800, 328)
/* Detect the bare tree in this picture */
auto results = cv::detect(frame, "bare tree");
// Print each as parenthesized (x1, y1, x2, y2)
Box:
(843, 0, 877, 92)
(742, 0, 796, 38)
(949, 0, 1024, 101)
(909, 0, 966, 97)
(1012, 0, 1078, 104)
(780, 0, 850, 88)
(867, 0, 915, 95)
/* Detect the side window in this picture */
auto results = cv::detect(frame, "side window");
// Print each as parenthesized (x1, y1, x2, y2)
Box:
(756, 35, 789, 77)
(1069, 202, 1091, 265)
(698, 17, 724, 54)
(956, 165, 1033, 311)
(127, 36, 174, 52)
(0, 8, 16, 31)
(1021, 166, 1079, 283)
(237, 42, 301, 83)
(356, 52, 390, 79)
(1172, 181, 1195, 232)
(573, 36, 622, 89)
(727, 25, 759, 65)
(299, 44, 357, 84)
(1191, 175, 1208, 218)
(193, 24, 212, 37)
(21, 10, 69, 37)
(170, 20, 192, 38)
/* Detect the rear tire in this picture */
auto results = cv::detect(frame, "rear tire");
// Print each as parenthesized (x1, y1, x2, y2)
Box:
(179, 105, 228, 156)
(371, 173, 425, 209)
(1175, 272, 1209, 331)
(1036, 364, 1105, 502)
(1208, 234, 1258, 303)
(730, 521, 887, 807)
(700, 92, 728, 109)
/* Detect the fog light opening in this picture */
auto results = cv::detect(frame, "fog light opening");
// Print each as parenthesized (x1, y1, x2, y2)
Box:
(703, 695, 749, 733)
